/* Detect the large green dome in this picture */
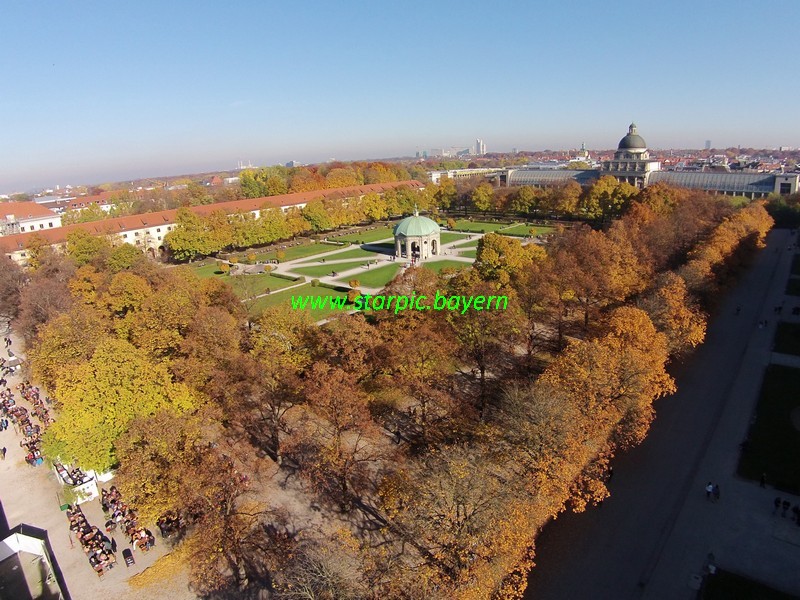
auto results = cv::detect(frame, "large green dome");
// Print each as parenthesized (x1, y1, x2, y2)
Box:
(394, 211, 440, 237)
(618, 122, 647, 150)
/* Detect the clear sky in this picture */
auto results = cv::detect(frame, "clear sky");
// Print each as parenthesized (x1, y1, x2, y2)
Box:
(2, 0, 799, 192)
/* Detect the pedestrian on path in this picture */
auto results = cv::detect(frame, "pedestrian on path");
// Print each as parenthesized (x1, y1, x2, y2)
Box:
(705, 482, 714, 500)
(713, 484, 720, 503)
(1, 447, 6, 460)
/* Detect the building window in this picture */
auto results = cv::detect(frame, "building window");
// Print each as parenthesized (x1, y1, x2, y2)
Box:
(157, 236, 162, 241)
(156, 228, 161, 232)
(19, 227, 25, 232)
(48, 222, 53, 227)
(123, 233, 128, 238)
(20, 252, 26, 258)
(780, 183, 792, 194)
(134, 232, 140, 236)
(39, 224, 44, 229)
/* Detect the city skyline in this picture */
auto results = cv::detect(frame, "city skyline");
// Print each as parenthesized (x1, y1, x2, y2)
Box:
(2, 0, 799, 192)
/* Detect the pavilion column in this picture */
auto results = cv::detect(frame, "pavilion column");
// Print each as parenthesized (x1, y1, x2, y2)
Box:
(406, 239, 412, 260)
(395, 237, 401, 257)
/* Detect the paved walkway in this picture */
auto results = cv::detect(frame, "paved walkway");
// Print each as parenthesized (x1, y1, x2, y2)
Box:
(525, 229, 800, 599)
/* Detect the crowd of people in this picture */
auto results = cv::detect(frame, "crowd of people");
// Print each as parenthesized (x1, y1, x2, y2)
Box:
(101, 486, 156, 553)
(0, 356, 51, 466)
(67, 504, 118, 575)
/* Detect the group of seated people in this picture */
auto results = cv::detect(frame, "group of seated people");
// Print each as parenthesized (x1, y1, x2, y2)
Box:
(66, 505, 117, 575)
(156, 512, 184, 539)
(1, 388, 44, 466)
(17, 381, 52, 425)
(101, 487, 156, 552)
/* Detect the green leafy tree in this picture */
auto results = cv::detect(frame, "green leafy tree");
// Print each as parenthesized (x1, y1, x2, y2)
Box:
(65, 230, 112, 266)
(471, 182, 495, 214)
(107, 243, 144, 273)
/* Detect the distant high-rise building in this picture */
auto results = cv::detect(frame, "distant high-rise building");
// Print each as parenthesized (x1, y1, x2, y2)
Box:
(705, 140, 711, 150)
(475, 138, 487, 156)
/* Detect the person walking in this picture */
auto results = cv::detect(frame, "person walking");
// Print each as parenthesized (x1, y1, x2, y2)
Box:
(1, 447, 6, 460)
(705, 482, 714, 501)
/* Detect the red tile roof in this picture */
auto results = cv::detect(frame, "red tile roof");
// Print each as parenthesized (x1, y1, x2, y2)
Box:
(0, 181, 423, 254)
(0, 201, 58, 221)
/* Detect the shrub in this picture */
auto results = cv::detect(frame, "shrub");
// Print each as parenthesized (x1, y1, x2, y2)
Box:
(347, 288, 361, 304)
(229, 256, 239, 264)
(349, 279, 360, 289)
(311, 279, 320, 287)
(219, 263, 230, 274)
(275, 250, 286, 262)
(246, 253, 257, 264)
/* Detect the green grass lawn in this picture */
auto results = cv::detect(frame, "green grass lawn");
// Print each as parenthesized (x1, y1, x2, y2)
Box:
(290, 260, 372, 278)
(440, 232, 470, 244)
(498, 223, 556, 237)
(255, 243, 338, 263)
(249, 283, 351, 319)
(296, 246, 380, 263)
(792, 255, 800, 276)
(702, 569, 797, 599)
(190, 264, 296, 295)
(421, 260, 471, 274)
(191, 263, 223, 278)
(774, 321, 800, 356)
(787, 277, 800, 296)
(737, 365, 800, 494)
(333, 226, 394, 244)
(337, 263, 401, 289)
(459, 249, 478, 259)
(452, 238, 480, 248)
(227, 273, 297, 296)
(452, 220, 510, 233)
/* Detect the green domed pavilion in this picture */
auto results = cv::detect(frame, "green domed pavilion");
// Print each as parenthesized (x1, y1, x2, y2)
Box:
(393, 207, 440, 261)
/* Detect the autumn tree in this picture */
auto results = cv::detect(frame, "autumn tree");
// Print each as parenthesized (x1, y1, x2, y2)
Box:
(638, 272, 706, 357)
(475, 232, 545, 284)
(0, 254, 25, 322)
(115, 410, 289, 595)
(471, 182, 495, 215)
(42, 337, 200, 471)
(66, 229, 113, 266)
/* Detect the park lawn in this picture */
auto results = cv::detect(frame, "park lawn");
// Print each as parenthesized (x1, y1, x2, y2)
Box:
(786, 277, 800, 296)
(792, 255, 800, 276)
(452, 238, 480, 248)
(737, 365, 800, 494)
(452, 220, 510, 233)
(499, 223, 555, 237)
(227, 273, 297, 296)
(422, 260, 471, 274)
(255, 243, 337, 263)
(296, 246, 378, 263)
(440, 232, 470, 244)
(334, 226, 394, 244)
(702, 569, 796, 600)
(774, 321, 800, 356)
(338, 264, 401, 289)
(459, 249, 478, 259)
(290, 260, 371, 278)
(191, 263, 223, 278)
(249, 283, 350, 319)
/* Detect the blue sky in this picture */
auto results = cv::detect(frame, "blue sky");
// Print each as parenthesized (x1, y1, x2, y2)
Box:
(2, 0, 798, 191)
